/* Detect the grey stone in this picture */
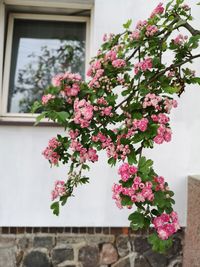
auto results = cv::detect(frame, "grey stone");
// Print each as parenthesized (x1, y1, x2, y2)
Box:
(116, 235, 130, 257)
(16, 250, 24, 266)
(52, 245, 74, 265)
(0, 247, 16, 267)
(100, 243, 118, 265)
(133, 237, 151, 253)
(23, 249, 51, 267)
(33, 236, 54, 249)
(112, 257, 131, 267)
(0, 237, 16, 248)
(144, 250, 168, 267)
(17, 237, 29, 250)
(57, 235, 86, 245)
(134, 255, 151, 267)
(86, 235, 115, 244)
(166, 237, 182, 260)
(78, 245, 99, 267)
(168, 257, 183, 267)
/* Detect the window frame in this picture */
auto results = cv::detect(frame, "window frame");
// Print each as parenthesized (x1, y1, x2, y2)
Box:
(1, 12, 90, 122)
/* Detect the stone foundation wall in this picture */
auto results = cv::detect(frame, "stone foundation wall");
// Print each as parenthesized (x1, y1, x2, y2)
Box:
(0, 227, 184, 267)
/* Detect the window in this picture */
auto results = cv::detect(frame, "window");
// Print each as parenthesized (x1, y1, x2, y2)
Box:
(1, 13, 90, 118)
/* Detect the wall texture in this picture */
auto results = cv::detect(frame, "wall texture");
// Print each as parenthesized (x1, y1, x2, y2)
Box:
(0, 227, 184, 267)
(0, 0, 200, 227)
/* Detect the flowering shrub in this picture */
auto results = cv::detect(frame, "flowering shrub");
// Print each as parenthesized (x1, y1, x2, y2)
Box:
(32, 0, 200, 253)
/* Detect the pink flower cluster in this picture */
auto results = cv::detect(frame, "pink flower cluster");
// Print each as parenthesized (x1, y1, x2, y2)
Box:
(143, 93, 162, 110)
(102, 33, 115, 42)
(130, 30, 140, 40)
(136, 20, 148, 30)
(94, 97, 113, 117)
(42, 137, 61, 165)
(153, 212, 180, 240)
(87, 60, 104, 89)
(134, 58, 153, 74)
(154, 176, 166, 191)
(51, 180, 66, 201)
(133, 118, 149, 132)
(52, 72, 81, 87)
(118, 163, 138, 182)
(112, 177, 155, 209)
(73, 99, 94, 128)
(150, 3, 164, 18)
(70, 140, 98, 163)
(154, 124, 172, 144)
(173, 34, 188, 45)
(92, 132, 130, 161)
(146, 25, 158, 37)
(112, 59, 126, 68)
(151, 113, 170, 124)
(164, 98, 178, 113)
(42, 94, 55, 105)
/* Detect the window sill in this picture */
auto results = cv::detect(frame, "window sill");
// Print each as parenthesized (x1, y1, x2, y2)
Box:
(0, 116, 60, 127)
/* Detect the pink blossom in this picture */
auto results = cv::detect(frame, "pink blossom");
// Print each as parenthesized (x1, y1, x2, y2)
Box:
(146, 25, 158, 37)
(42, 137, 61, 165)
(51, 180, 66, 201)
(173, 34, 188, 45)
(112, 59, 126, 68)
(153, 212, 180, 240)
(154, 135, 164, 144)
(69, 129, 80, 139)
(133, 118, 148, 132)
(52, 73, 64, 87)
(150, 3, 164, 18)
(164, 98, 178, 113)
(105, 50, 117, 61)
(118, 163, 137, 182)
(134, 58, 153, 74)
(136, 20, 147, 30)
(42, 94, 55, 105)
(73, 99, 94, 128)
(87, 148, 98, 162)
(130, 30, 140, 40)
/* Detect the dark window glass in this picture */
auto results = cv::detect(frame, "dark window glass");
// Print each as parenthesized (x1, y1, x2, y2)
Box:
(8, 19, 86, 113)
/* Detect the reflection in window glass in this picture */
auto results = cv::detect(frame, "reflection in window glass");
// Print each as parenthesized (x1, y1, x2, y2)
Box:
(8, 19, 86, 113)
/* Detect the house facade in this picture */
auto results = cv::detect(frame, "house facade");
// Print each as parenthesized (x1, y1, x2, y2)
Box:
(0, 0, 200, 266)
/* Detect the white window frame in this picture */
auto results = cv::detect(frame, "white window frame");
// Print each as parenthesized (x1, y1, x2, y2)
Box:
(1, 12, 90, 122)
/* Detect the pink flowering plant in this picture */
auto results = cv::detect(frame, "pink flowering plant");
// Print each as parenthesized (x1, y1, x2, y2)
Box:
(32, 0, 200, 253)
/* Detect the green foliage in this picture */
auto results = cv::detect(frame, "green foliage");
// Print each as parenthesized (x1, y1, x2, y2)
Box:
(32, 0, 200, 254)
(50, 202, 59, 216)
(148, 233, 173, 254)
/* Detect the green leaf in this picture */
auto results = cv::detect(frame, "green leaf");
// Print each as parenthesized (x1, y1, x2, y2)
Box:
(121, 89, 130, 96)
(148, 233, 173, 253)
(56, 111, 70, 123)
(79, 177, 90, 185)
(163, 86, 180, 94)
(108, 157, 116, 166)
(127, 150, 137, 164)
(121, 195, 132, 206)
(166, 0, 174, 11)
(50, 201, 59, 216)
(190, 77, 200, 85)
(34, 112, 47, 125)
(123, 19, 132, 29)
(82, 164, 90, 171)
(60, 195, 68, 206)
(31, 101, 42, 113)
(128, 211, 145, 230)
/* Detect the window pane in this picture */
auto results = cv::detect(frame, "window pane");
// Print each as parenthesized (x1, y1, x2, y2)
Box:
(8, 18, 86, 113)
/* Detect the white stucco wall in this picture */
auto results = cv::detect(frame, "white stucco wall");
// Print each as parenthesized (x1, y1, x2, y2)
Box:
(0, 0, 200, 226)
